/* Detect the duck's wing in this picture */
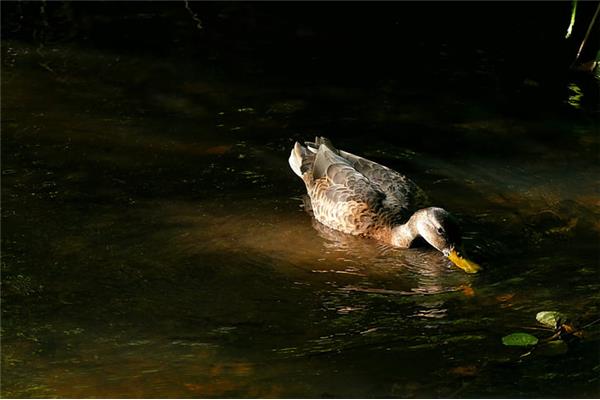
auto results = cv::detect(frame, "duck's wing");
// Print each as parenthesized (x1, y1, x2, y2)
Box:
(338, 148, 428, 211)
(306, 137, 428, 213)
(311, 143, 382, 205)
(307, 143, 390, 234)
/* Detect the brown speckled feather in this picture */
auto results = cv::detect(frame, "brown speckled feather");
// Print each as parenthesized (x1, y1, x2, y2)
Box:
(291, 138, 428, 242)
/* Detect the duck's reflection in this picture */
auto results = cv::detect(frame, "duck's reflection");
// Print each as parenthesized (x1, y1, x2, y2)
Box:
(162, 196, 474, 301)
(308, 210, 473, 297)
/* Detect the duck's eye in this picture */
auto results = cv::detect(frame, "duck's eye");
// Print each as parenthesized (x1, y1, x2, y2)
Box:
(437, 227, 445, 235)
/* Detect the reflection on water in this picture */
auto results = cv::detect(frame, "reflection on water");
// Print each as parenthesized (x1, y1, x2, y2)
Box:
(567, 83, 584, 110)
(2, 40, 599, 398)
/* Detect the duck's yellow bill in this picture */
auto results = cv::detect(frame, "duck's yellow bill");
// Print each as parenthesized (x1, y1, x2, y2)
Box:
(448, 249, 481, 274)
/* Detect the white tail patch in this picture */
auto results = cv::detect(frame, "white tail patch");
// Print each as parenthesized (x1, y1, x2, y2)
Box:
(288, 142, 305, 177)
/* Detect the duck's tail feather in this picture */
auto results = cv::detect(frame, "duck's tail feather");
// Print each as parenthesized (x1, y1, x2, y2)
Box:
(289, 141, 314, 178)
(305, 136, 337, 154)
(290, 137, 340, 179)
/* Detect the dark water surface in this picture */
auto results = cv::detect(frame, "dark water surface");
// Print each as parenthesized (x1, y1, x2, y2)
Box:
(2, 4, 600, 397)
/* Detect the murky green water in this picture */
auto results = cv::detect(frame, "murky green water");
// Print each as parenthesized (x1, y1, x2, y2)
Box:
(2, 38, 599, 398)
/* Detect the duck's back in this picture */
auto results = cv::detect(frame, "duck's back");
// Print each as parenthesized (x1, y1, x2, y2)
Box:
(289, 137, 427, 239)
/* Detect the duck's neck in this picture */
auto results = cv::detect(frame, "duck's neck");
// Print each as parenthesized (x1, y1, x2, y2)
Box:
(390, 213, 420, 248)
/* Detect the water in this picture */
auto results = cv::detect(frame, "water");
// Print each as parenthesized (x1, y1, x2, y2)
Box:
(2, 18, 600, 398)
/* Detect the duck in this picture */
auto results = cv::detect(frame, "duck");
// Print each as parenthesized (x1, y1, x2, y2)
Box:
(288, 137, 481, 273)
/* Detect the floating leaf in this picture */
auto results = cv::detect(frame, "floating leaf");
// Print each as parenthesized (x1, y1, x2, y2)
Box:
(562, 323, 576, 334)
(501, 332, 539, 347)
(536, 311, 566, 328)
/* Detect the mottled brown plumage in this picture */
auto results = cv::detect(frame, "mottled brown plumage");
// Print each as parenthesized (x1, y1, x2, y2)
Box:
(290, 137, 427, 242)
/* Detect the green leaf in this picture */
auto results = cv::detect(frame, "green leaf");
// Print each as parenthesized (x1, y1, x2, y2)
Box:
(536, 311, 566, 328)
(501, 332, 539, 347)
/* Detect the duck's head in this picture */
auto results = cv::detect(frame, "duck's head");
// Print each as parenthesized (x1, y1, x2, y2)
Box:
(394, 207, 482, 273)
